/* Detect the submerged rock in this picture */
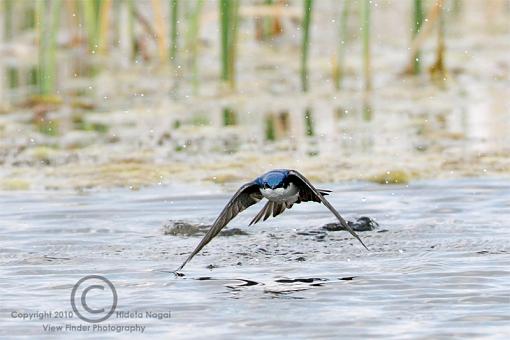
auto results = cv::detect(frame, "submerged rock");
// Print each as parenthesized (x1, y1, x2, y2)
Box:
(163, 221, 201, 236)
(163, 220, 248, 237)
(322, 216, 379, 232)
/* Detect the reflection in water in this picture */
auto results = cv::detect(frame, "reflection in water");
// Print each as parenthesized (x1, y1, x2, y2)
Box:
(304, 107, 314, 137)
(29, 67, 38, 87)
(222, 107, 237, 126)
(1, 82, 507, 189)
(334, 106, 349, 120)
(265, 114, 276, 141)
(277, 111, 290, 137)
(361, 95, 373, 122)
(7, 67, 18, 88)
(265, 111, 290, 141)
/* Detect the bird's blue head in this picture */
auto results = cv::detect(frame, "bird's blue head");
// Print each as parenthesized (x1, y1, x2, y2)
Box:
(255, 169, 290, 189)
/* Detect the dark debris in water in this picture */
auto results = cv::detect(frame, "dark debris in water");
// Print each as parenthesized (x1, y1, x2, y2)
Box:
(163, 220, 248, 237)
(322, 216, 380, 232)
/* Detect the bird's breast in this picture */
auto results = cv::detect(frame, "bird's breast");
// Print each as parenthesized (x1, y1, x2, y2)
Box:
(260, 183, 299, 202)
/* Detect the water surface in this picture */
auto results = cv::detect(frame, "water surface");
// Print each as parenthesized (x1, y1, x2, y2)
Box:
(1, 178, 509, 338)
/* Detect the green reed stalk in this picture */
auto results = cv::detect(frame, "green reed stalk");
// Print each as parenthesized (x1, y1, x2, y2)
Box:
(430, 6, 446, 82)
(263, 0, 273, 39)
(219, 0, 239, 90)
(127, 0, 135, 60)
(37, 0, 62, 96)
(412, 0, 424, 74)
(4, 0, 13, 40)
(227, 0, 240, 90)
(22, 2, 36, 30)
(219, 0, 229, 82)
(3, 0, 18, 89)
(360, 0, 371, 91)
(301, 0, 313, 92)
(187, 0, 204, 93)
(452, 0, 462, 17)
(81, 0, 99, 52)
(170, 0, 179, 64)
(334, 0, 350, 90)
(98, 0, 113, 55)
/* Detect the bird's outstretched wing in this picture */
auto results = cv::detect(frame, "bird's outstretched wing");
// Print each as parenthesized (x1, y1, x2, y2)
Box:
(287, 170, 369, 250)
(174, 182, 263, 272)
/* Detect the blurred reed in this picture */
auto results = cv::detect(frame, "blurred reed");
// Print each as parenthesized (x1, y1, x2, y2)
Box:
(186, 0, 204, 93)
(262, 0, 273, 40)
(3, 0, 18, 89)
(429, 1, 446, 83)
(301, 0, 313, 92)
(118, 0, 135, 65)
(98, 0, 112, 54)
(37, 0, 61, 96)
(219, 0, 240, 91)
(2, 0, 496, 104)
(151, 0, 168, 62)
(81, 0, 100, 53)
(3, 0, 13, 41)
(169, 0, 179, 65)
(333, 0, 350, 90)
(413, 0, 424, 74)
(360, 0, 371, 91)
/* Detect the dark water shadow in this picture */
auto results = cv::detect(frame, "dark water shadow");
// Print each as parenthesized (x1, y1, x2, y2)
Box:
(166, 273, 358, 298)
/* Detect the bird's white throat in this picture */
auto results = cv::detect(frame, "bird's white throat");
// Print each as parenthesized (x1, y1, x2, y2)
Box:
(260, 183, 299, 202)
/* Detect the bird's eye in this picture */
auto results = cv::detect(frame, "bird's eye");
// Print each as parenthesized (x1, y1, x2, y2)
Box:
(264, 183, 269, 189)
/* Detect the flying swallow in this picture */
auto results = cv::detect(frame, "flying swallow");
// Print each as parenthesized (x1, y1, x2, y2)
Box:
(175, 169, 368, 272)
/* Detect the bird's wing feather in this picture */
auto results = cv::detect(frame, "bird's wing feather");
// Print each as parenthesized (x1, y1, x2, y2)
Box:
(249, 199, 297, 226)
(288, 170, 369, 250)
(249, 201, 272, 225)
(174, 182, 262, 272)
